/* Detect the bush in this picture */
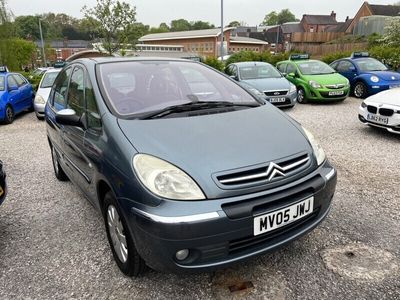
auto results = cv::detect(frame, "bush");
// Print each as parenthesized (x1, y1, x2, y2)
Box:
(225, 51, 289, 67)
(202, 56, 224, 72)
(321, 51, 352, 64)
(369, 46, 400, 70)
(19, 71, 42, 91)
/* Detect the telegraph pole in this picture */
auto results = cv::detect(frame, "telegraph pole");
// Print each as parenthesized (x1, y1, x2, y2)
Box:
(220, 0, 224, 59)
(38, 19, 46, 67)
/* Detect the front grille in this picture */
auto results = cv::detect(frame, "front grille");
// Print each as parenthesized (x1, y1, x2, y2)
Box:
(367, 105, 378, 114)
(217, 154, 310, 187)
(228, 209, 319, 254)
(379, 108, 394, 117)
(325, 84, 345, 89)
(264, 90, 288, 96)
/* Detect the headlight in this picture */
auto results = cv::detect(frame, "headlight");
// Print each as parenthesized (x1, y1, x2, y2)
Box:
(248, 88, 265, 97)
(361, 101, 367, 108)
(309, 80, 321, 89)
(34, 94, 45, 104)
(302, 127, 326, 166)
(370, 76, 379, 83)
(289, 84, 297, 94)
(133, 154, 205, 200)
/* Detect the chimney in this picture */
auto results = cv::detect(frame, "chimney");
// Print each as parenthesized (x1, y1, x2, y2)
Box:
(345, 16, 349, 22)
(331, 11, 337, 20)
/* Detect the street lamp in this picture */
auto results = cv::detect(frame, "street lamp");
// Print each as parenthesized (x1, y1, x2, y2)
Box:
(38, 18, 46, 67)
(220, 0, 224, 59)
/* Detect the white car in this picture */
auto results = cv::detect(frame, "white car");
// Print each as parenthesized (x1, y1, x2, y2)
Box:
(359, 88, 400, 134)
(33, 69, 61, 119)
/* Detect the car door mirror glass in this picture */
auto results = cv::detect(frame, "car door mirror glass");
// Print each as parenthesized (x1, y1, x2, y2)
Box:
(287, 72, 296, 77)
(55, 109, 82, 127)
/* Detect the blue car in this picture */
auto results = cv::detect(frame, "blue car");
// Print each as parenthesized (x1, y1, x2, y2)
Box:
(0, 66, 34, 124)
(331, 52, 400, 99)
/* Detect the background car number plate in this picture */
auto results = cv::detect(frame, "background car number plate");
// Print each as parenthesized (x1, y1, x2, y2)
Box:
(269, 97, 286, 103)
(328, 91, 344, 96)
(254, 197, 314, 236)
(367, 114, 389, 125)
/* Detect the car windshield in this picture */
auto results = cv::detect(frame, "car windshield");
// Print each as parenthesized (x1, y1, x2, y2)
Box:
(97, 60, 259, 116)
(0, 76, 4, 91)
(297, 61, 335, 75)
(239, 64, 282, 80)
(354, 58, 388, 72)
(40, 72, 60, 88)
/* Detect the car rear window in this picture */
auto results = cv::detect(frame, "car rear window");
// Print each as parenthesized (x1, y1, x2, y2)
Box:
(97, 60, 257, 116)
(0, 77, 4, 91)
(40, 72, 60, 88)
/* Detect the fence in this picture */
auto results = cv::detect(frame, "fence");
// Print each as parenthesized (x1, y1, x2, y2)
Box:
(290, 42, 368, 56)
(291, 32, 345, 43)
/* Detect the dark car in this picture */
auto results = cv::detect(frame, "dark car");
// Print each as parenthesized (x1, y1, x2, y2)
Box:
(330, 52, 400, 98)
(45, 57, 337, 276)
(0, 67, 35, 124)
(0, 161, 7, 205)
(225, 61, 297, 108)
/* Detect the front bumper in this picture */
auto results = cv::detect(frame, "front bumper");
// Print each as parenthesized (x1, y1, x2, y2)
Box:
(307, 87, 350, 101)
(121, 160, 337, 273)
(359, 105, 400, 134)
(34, 102, 46, 116)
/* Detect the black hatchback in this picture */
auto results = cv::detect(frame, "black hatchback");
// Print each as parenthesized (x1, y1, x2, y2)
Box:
(45, 57, 337, 276)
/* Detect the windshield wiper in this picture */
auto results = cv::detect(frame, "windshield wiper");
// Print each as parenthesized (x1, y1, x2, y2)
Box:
(140, 101, 260, 120)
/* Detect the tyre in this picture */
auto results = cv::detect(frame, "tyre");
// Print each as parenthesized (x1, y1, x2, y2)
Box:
(4, 105, 14, 124)
(353, 82, 368, 99)
(51, 145, 69, 181)
(103, 191, 146, 276)
(297, 87, 307, 104)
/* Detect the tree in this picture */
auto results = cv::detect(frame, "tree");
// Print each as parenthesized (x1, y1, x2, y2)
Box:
(227, 21, 241, 27)
(381, 18, 400, 47)
(14, 15, 45, 40)
(82, 0, 137, 55)
(261, 9, 297, 25)
(261, 11, 278, 26)
(170, 19, 191, 31)
(190, 20, 214, 30)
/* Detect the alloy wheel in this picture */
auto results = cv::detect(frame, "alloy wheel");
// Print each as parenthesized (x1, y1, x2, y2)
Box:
(354, 83, 366, 98)
(107, 205, 128, 264)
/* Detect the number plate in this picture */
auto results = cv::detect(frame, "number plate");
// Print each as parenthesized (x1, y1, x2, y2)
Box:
(367, 114, 389, 125)
(269, 97, 286, 103)
(254, 197, 314, 236)
(328, 91, 344, 96)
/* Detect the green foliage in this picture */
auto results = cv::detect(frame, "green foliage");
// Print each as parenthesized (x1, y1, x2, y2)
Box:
(202, 57, 224, 72)
(190, 20, 214, 30)
(19, 71, 42, 90)
(320, 51, 352, 64)
(381, 18, 400, 47)
(0, 39, 36, 70)
(225, 51, 289, 67)
(170, 19, 191, 32)
(261, 9, 297, 26)
(367, 33, 382, 48)
(228, 21, 241, 27)
(369, 46, 400, 69)
(82, 0, 137, 55)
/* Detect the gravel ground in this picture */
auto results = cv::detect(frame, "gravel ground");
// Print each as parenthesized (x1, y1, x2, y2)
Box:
(0, 98, 399, 299)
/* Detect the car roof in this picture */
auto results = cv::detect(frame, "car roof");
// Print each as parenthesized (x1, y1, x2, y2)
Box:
(75, 56, 196, 65)
(231, 61, 272, 67)
(44, 68, 62, 74)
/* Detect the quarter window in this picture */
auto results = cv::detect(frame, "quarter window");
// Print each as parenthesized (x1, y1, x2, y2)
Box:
(286, 63, 297, 75)
(52, 67, 72, 111)
(85, 78, 101, 129)
(67, 67, 85, 118)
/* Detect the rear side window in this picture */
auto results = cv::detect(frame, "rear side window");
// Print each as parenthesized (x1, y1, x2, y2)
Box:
(52, 67, 72, 111)
(67, 67, 85, 118)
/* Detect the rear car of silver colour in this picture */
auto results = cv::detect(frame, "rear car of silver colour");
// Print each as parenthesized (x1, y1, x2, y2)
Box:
(45, 57, 337, 276)
(34, 69, 61, 119)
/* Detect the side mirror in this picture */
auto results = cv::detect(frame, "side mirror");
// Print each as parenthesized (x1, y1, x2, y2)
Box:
(55, 109, 82, 127)
(230, 75, 239, 81)
(9, 85, 18, 91)
(287, 72, 296, 77)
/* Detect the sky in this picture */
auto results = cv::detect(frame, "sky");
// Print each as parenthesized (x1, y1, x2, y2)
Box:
(8, 0, 398, 27)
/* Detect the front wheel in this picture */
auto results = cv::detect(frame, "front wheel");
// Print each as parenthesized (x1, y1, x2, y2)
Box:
(104, 191, 146, 276)
(4, 105, 14, 124)
(353, 82, 368, 99)
(297, 88, 307, 104)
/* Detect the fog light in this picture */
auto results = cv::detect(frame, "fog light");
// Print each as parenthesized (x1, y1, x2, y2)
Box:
(175, 249, 189, 261)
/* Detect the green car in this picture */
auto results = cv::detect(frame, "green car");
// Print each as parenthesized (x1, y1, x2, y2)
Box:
(277, 54, 350, 103)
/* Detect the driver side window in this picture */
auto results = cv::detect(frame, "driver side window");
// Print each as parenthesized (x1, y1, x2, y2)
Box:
(66, 67, 85, 118)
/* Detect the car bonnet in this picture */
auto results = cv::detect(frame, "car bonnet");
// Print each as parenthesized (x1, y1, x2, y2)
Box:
(117, 105, 313, 197)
